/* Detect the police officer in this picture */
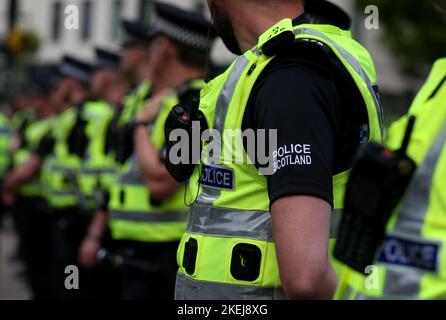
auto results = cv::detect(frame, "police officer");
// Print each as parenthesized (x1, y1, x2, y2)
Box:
(7, 88, 37, 259)
(80, 3, 216, 300)
(41, 56, 99, 299)
(78, 18, 157, 298)
(11, 91, 37, 144)
(3, 72, 56, 300)
(78, 20, 156, 279)
(76, 49, 118, 215)
(91, 47, 129, 177)
(0, 108, 13, 228)
(168, 0, 383, 299)
(335, 0, 446, 300)
(73, 48, 125, 300)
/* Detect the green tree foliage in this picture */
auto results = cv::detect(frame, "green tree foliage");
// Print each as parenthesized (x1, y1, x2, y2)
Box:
(356, 0, 446, 77)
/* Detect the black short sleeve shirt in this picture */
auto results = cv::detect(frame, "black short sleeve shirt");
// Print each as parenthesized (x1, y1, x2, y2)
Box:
(242, 42, 367, 208)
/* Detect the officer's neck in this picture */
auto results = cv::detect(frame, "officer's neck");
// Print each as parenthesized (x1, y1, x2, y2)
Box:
(234, 3, 304, 52)
(153, 60, 204, 95)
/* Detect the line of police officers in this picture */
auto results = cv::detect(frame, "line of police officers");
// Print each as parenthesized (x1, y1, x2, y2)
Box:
(0, 0, 444, 300)
(0, 2, 215, 300)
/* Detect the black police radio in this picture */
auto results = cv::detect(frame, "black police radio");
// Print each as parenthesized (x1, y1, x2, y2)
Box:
(164, 97, 208, 182)
(334, 116, 417, 274)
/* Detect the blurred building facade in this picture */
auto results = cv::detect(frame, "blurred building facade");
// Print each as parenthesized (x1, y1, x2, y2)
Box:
(0, 0, 421, 117)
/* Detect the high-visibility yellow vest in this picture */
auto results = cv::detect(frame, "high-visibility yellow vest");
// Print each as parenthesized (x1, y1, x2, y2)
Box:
(43, 101, 116, 210)
(0, 113, 13, 180)
(11, 108, 36, 133)
(176, 20, 383, 300)
(42, 107, 82, 209)
(13, 117, 53, 197)
(118, 80, 152, 128)
(108, 80, 204, 243)
(335, 58, 446, 300)
(76, 100, 115, 209)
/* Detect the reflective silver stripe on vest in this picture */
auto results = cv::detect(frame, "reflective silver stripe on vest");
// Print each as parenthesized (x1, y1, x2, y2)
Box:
(198, 55, 252, 206)
(80, 168, 116, 175)
(116, 171, 145, 185)
(376, 125, 446, 299)
(0, 128, 13, 135)
(51, 166, 78, 172)
(175, 272, 287, 300)
(188, 204, 342, 241)
(294, 28, 384, 140)
(110, 209, 187, 223)
(47, 189, 76, 197)
(188, 204, 273, 241)
(116, 153, 145, 185)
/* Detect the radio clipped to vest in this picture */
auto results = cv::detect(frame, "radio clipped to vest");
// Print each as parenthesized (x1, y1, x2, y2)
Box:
(68, 103, 89, 158)
(334, 116, 417, 274)
(165, 97, 208, 182)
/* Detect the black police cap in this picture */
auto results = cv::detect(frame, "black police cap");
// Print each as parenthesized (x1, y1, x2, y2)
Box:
(28, 70, 56, 96)
(151, 2, 216, 51)
(59, 55, 93, 84)
(122, 19, 154, 48)
(305, 0, 352, 30)
(95, 47, 121, 70)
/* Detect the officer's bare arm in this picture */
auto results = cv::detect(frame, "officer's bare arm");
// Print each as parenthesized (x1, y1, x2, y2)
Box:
(133, 126, 180, 201)
(271, 195, 338, 299)
(3, 154, 42, 190)
(79, 209, 108, 268)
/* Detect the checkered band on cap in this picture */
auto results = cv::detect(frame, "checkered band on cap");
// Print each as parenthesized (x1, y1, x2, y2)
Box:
(60, 64, 91, 83)
(155, 17, 210, 51)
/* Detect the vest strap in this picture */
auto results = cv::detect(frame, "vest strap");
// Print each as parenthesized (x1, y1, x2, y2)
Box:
(293, 27, 384, 140)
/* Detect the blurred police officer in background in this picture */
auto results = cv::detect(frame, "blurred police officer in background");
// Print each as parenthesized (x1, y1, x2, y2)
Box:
(2, 71, 56, 300)
(305, 0, 352, 28)
(79, 17, 157, 299)
(167, 0, 383, 299)
(74, 48, 125, 300)
(40, 55, 114, 299)
(78, 17, 155, 278)
(79, 2, 216, 300)
(7, 86, 38, 260)
(0, 99, 14, 229)
(334, 0, 446, 300)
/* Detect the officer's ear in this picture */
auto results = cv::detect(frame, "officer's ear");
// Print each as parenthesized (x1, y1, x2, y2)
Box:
(162, 38, 179, 61)
(151, 36, 173, 59)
